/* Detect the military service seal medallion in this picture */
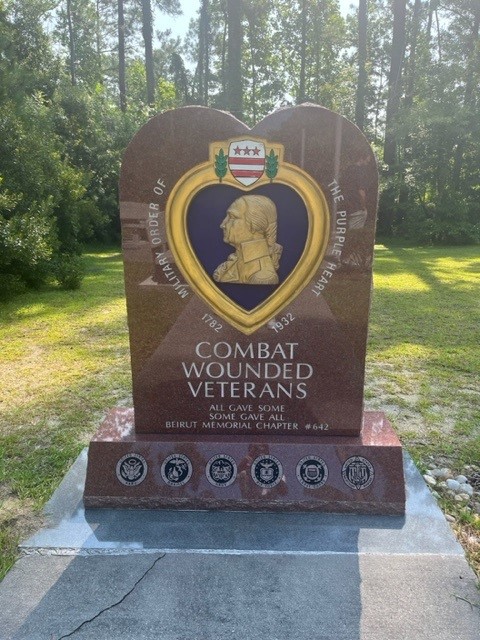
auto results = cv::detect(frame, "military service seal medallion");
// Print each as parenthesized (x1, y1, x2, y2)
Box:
(116, 453, 148, 487)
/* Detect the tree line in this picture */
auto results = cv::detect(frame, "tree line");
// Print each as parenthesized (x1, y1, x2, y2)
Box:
(0, 0, 478, 297)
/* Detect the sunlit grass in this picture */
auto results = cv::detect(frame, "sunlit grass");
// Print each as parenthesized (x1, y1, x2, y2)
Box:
(367, 243, 480, 463)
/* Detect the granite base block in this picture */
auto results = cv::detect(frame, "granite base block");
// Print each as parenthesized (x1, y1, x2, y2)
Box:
(84, 409, 405, 514)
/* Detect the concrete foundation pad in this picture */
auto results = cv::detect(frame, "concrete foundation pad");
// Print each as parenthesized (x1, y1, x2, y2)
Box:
(0, 452, 478, 639)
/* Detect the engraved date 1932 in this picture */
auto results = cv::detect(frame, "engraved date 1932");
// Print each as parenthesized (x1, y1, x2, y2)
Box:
(269, 312, 295, 333)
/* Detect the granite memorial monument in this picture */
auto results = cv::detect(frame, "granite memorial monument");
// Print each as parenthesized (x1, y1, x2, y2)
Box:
(84, 105, 406, 514)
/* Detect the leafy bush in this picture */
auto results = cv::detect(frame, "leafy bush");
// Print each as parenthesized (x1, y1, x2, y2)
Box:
(393, 196, 480, 246)
(52, 254, 85, 290)
(0, 203, 55, 290)
(0, 274, 26, 301)
(74, 199, 109, 244)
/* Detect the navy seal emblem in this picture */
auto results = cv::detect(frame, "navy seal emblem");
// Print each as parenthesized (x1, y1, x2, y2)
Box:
(206, 454, 237, 487)
(251, 455, 283, 488)
(342, 456, 374, 490)
(116, 453, 148, 486)
(296, 456, 328, 489)
(161, 453, 193, 487)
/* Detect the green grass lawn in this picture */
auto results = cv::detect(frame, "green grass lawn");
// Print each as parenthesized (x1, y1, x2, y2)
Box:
(0, 243, 479, 580)
(366, 243, 480, 468)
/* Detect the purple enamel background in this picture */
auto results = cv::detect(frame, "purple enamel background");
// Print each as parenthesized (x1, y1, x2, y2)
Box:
(187, 183, 309, 311)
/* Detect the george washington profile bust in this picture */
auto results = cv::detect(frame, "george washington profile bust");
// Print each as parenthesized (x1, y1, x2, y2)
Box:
(213, 195, 283, 285)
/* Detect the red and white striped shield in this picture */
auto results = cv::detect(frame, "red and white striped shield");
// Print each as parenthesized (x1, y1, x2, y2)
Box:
(228, 140, 265, 186)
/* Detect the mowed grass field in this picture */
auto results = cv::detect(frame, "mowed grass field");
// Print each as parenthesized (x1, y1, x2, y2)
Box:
(0, 244, 479, 580)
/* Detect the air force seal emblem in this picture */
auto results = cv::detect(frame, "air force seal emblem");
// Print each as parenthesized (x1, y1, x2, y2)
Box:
(251, 454, 283, 488)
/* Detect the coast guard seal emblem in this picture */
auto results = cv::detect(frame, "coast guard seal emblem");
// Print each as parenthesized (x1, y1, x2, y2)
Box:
(296, 456, 328, 489)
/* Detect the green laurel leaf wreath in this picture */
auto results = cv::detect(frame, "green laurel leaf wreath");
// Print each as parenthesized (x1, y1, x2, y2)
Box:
(266, 149, 279, 182)
(215, 148, 228, 182)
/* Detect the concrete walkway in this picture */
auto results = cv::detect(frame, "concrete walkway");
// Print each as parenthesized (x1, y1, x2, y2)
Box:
(0, 452, 478, 639)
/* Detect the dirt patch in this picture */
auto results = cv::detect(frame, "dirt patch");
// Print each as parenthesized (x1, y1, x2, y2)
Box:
(0, 490, 45, 546)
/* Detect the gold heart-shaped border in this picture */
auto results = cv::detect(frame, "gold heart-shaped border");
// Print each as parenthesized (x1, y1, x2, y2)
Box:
(166, 138, 330, 334)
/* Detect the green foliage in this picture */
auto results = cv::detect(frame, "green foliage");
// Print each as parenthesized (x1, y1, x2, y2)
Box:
(125, 59, 179, 115)
(52, 253, 85, 290)
(398, 197, 480, 245)
(0, 90, 87, 292)
(266, 149, 279, 181)
(0, 274, 26, 301)
(215, 149, 228, 181)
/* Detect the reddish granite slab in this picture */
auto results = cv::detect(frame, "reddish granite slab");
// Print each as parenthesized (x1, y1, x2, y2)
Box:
(120, 106, 378, 438)
(84, 409, 405, 515)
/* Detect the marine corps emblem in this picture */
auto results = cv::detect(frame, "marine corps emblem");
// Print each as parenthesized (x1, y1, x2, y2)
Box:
(161, 453, 193, 487)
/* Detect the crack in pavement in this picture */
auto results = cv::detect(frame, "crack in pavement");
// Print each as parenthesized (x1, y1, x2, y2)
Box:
(54, 553, 166, 639)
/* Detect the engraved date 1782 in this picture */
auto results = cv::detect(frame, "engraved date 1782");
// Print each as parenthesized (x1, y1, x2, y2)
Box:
(202, 313, 223, 332)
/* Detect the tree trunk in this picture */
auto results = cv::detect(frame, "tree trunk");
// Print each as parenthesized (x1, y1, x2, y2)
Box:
(66, 0, 76, 85)
(221, 12, 227, 100)
(197, 3, 205, 103)
(141, 0, 155, 107)
(435, 9, 442, 63)
(426, 0, 433, 41)
(383, 0, 407, 167)
(245, 7, 257, 122)
(118, 0, 126, 112)
(172, 52, 190, 104)
(404, 0, 422, 110)
(297, 0, 307, 103)
(226, 0, 243, 119)
(197, 0, 210, 105)
(355, 0, 368, 130)
(95, 0, 101, 59)
(452, 4, 480, 188)
(204, 0, 210, 105)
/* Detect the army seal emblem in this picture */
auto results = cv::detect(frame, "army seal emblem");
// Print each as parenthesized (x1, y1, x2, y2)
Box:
(116, 453, 148, 486)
